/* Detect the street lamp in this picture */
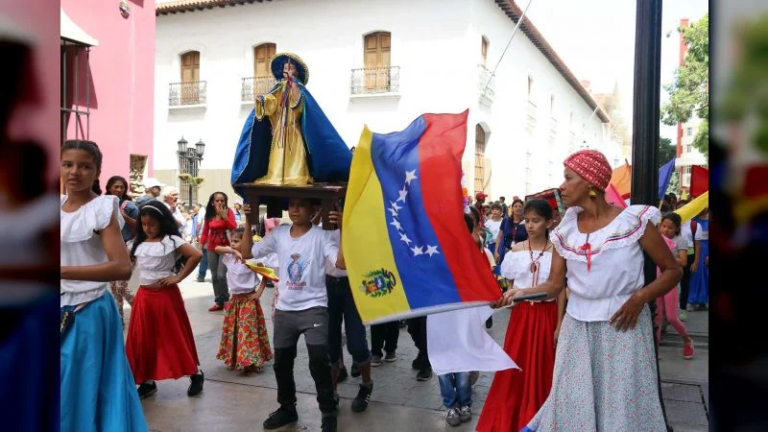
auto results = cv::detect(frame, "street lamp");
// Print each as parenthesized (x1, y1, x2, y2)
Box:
(177, 136, 205, 205)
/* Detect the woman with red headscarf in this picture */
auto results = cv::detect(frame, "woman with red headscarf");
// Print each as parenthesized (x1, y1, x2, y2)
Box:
(497, 150, 682, 431)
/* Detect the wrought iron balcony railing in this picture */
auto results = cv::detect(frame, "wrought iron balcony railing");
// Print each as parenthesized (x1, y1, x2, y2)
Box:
(478, 64, 496, 101)
(241, 76, 277, 102)
(351, 66, 400, 95)
(169, 81, 207, 106)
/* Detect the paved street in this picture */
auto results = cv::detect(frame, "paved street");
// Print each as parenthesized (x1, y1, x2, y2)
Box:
(130, 275, 709, 431)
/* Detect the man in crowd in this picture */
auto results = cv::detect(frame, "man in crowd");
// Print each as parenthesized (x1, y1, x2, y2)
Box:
(499, 196, 508, 218)
(135, 177, 164, 206)
(161, 186, 185, 228)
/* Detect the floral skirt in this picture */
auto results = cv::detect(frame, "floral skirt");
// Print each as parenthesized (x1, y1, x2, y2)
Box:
(523, 306, 666, 432)
(217, 293, 273, 370)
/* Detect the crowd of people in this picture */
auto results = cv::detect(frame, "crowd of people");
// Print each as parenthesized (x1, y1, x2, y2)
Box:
(58, 138, 710, 432)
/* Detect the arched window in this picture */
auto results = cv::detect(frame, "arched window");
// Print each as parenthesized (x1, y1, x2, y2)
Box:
(475, 124, 487, 193)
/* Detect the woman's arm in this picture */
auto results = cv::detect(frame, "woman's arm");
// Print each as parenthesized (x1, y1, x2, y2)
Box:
(676, 250, 688, 267)
(494, 222, 505, 259)
(61, 215, 132, 281)
(200, 218, 209, 246)
(691, 240, 701, 272)
(610, 222, 683, 331)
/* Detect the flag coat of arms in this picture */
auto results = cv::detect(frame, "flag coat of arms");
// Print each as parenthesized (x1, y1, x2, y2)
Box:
(342, 111, 501, 324)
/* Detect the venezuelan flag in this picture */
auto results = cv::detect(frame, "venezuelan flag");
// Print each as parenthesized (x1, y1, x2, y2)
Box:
(343, 111, 501, 325)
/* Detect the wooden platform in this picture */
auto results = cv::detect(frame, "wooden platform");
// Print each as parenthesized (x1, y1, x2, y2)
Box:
(234, 183, 347, 230)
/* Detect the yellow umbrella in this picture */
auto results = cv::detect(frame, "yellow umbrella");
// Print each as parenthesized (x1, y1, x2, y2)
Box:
(674, 192, 708, 223)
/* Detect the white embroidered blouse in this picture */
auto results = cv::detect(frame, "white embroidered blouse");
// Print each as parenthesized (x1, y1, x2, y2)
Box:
(550, 205, 661, 322)
(128, 235, 184, 286)
(60, 195, 125, 306)
(500, 250, 553, 293)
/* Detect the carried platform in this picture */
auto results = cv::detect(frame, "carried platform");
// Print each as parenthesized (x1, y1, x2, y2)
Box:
(234, 182, 347, 230)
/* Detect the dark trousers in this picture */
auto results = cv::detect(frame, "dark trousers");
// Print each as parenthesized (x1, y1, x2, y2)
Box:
(407, 317, 428, 361)
(326, 276, 371, 366)
(197, 248, 209, 279)
(679, 254, 695, 310)
(371, 322, 400, 357)
(272, 308, 336, 414)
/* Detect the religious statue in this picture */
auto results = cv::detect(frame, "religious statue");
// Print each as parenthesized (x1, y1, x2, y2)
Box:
(231, 53, 352, 192)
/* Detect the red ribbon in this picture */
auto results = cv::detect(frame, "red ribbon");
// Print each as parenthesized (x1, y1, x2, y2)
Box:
(579, 242, 593, 271)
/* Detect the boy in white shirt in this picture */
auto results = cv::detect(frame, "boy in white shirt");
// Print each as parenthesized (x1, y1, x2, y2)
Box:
(241, 198, 344, 432)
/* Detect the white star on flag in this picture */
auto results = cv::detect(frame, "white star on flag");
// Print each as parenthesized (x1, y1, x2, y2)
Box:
(400, 233, 412, 245)
(390, 219, 403, 231)
(425, 245, 440, 256)
(405, 170, 418, 185)
(388, 207, 399, 217)
(390, 201, 402, 212)
(397, 188, 408, 203)
(411, 246, 424, 256)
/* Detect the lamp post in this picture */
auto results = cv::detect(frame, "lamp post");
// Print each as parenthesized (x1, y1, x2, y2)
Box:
(177, 136, 205, 205)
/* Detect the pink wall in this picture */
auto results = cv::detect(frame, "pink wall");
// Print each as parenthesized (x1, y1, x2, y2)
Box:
(62, 0, 155, 183)
(1, 0, 61, 181)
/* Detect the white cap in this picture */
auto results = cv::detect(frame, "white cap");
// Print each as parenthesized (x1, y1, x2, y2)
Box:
(143, 178, 165, 189)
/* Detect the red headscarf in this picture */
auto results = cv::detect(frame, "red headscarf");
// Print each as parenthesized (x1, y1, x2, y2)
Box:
(564, 149, 612, 191)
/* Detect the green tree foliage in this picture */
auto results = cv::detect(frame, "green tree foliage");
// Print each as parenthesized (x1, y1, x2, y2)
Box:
(661, 14, 709, 157)
(658, 137, 676, 169)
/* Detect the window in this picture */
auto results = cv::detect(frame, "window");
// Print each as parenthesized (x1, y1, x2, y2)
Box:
(527, 75, 534, 100)
(686, 144, 692, 153)
(176, 51, 202, 105)
(550, 93, 555, 117)
(687, 127, 693, 136)
(474, 125, 486, 192)
(364, 32, 392, 91)
(481, 37, 488, 67)
(252, 43, 276, 95)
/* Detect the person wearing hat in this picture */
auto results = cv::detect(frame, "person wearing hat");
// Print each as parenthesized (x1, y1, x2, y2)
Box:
(496, 149, 682, 431)
(232, 52, 352, 191)
(474, 192, 488, 226)
(136, 177, 165, 207)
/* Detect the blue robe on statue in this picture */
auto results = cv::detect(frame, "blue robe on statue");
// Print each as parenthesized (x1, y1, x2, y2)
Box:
(231, 82, 352, 202)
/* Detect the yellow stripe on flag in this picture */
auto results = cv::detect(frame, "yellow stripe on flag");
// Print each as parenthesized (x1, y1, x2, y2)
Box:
(674, 191, 708, 223)
(343, 127, 411, 324)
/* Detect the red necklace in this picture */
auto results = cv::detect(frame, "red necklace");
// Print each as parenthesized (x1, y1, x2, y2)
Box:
(527, 238, 549, 286)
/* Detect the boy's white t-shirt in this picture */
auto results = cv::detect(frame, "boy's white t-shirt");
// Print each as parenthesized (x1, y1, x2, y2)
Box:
(251, 224, 339, 311)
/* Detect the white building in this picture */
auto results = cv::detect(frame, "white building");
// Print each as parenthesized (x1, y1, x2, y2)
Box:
(153, 0, 620, 203)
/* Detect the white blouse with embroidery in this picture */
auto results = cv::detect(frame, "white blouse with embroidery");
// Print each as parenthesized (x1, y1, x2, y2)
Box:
(61, 195, 125, 306)
(500, 250, 553, 292)
(223, 253, 261, 294)
(550, 205, 661, 322)
(128, 235, 184, 286)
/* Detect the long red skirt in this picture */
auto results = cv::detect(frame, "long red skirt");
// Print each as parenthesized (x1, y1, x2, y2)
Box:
(476, 301, 558, 432)
(126, 285, 200, 384)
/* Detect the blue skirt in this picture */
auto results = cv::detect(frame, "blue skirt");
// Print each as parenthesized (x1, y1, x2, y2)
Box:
(688, 240, 709, 305)
(61, 292, 148, 432)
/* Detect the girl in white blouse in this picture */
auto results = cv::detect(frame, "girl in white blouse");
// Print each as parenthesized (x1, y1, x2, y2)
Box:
(125, 200, 203, 400)
(477, 199, 566, 432)
(60, 140, 147, 432)
(215, 227, 274, 374)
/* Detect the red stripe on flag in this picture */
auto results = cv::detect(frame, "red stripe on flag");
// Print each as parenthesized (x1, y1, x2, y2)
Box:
(418, 111, 501, 303)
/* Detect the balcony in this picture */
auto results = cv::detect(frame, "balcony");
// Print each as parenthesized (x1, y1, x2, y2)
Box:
(478, 64, 495, 105)
(169, 81, 207, 108)
(350, 66, 400, 98)
(525, 101, 537, 135)
(241, 76, 277, 103)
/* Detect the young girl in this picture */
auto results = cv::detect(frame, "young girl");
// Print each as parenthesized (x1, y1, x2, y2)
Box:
(60, 140, 147, 431)
(657, 212, 696, 359)
(477, 199, 566, 432)
(200, 191, 237, 311)
(215, 227, 274, 374)
(688, 208, 709, 310)
(105, 175, 139, 326)
(125, 200, 204, 399)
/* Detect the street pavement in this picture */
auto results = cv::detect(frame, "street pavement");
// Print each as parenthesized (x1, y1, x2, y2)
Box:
(130, 275, 709, 432)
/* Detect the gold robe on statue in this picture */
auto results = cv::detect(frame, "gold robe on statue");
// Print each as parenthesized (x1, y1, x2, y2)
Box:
(253, 83, 313, 186)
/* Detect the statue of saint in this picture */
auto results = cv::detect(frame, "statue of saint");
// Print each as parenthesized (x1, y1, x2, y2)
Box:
(232, 53, 352, 191)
